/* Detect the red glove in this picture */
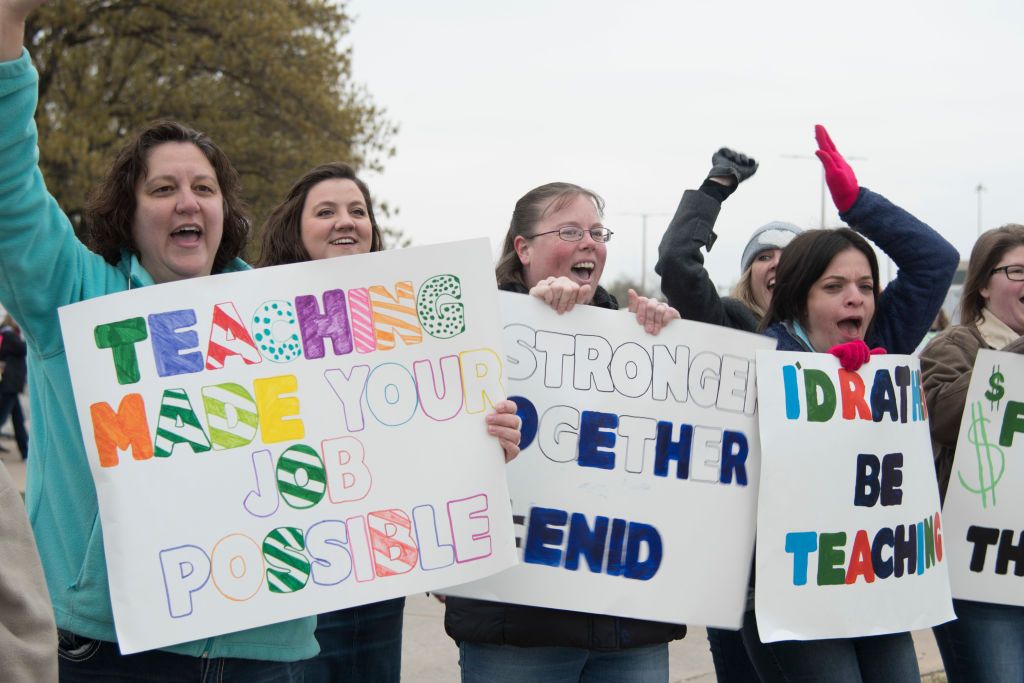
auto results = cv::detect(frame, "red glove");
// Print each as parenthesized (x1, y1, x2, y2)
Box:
(814, 124, 859, 213)
(829, 340, 887, 371)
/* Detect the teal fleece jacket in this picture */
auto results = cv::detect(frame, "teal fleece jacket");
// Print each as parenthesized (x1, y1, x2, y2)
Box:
(0, 50, 317, 661)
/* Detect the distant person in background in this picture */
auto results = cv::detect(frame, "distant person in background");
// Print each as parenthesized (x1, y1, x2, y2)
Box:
(0, 315, 28, 460)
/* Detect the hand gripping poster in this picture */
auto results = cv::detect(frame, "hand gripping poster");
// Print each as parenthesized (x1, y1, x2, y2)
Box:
(942, 348, 1024, 606)
(755, 351, 954, 641)
(58, 239, 516, 654)
(444, 292, 776, 628)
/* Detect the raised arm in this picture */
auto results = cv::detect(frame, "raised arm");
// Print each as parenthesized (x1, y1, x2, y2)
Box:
(816, 124, 960, 354)
(0, 0, 118, 354)
(656, 148, 760, 331)
(0, 1, 39, 60)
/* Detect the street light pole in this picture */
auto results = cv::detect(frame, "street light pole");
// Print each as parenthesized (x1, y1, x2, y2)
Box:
(782, 154, 866, 228)
(976, 183, 986, 235)
(618, 211, 671, 294)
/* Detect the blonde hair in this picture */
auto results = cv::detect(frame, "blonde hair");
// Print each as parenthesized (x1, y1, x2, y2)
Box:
(730, 268, 767, 321)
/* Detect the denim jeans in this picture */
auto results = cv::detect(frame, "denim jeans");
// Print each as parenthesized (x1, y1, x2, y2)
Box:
(706, 626, 760, 682)
(57, 630, 306, 682)
(458, 642, 668, 683)
(933, 599, 1024, 683)
(740, 609, 920, 682)
(305, 597, 405, 682)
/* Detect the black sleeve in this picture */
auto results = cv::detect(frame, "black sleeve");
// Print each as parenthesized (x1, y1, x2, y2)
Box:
(655, 189, 756, 331)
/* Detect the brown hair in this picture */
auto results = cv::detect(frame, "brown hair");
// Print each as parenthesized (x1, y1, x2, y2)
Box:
(959, 223, 1024, 325)
(256, 162, 382, 267)
(494, 182, 604, 288)
(760, 228, 881, 333)
(84, 121, 250, 274)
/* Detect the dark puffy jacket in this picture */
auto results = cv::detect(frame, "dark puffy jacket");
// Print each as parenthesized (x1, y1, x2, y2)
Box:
(444, 280, 687, 650)
(763, 187, 959, 356)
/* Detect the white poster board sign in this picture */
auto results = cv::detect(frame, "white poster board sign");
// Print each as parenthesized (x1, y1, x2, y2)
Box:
(445, 293, 774, 628)
(942, 348, 1024, 606)
(58, 239, 516, 654)
(755, 351, 954, 641)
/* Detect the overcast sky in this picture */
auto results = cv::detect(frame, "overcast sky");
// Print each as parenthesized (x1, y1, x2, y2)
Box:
(346, 0, 1022, 292)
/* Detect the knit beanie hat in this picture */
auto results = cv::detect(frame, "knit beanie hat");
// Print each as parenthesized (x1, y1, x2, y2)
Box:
(740, 222, 803, 273)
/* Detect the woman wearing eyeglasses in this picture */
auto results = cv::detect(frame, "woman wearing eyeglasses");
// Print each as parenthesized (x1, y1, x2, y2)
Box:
(444, 182, 683, 682)
(920, 224, 1024, 683)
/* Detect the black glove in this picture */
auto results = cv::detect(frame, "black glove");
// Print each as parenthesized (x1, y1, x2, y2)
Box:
(708, 147, 758, 185)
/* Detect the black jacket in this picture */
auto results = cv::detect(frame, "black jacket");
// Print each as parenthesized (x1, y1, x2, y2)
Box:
(443, 281, 687, 650)
(655, 189, 759, 332)
(0, 325, 27, 393)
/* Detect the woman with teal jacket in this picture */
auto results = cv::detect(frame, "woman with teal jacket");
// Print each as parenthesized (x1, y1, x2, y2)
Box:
(0, 1, 316, 678)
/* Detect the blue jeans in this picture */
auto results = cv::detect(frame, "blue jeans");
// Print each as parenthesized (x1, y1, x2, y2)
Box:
(740, 609, 920, 682)
(305, 597, 405, 682)
(933, 599, 1024, 683)
(57, 630, 305, 681)
(458, 642, 668, 683)
(706, 626, 760, 682)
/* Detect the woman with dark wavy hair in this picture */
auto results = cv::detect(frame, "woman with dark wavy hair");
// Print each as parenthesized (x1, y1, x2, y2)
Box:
(0, 1, 316, 678)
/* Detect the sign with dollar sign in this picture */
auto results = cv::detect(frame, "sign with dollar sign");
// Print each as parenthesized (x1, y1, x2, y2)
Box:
(943, 349, 1024, 607)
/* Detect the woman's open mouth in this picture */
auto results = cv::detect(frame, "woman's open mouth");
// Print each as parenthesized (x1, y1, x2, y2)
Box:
(571, 261, 596, 282)
(837, 316, 863, 339)
(170, 225, 203, 246)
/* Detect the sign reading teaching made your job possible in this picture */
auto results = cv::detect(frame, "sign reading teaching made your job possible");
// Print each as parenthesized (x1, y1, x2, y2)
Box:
(445, 293, 775, 628)
(58, 239, 516, 654)
(942, 348, 1024, 606)
(755, 351, 954, 642)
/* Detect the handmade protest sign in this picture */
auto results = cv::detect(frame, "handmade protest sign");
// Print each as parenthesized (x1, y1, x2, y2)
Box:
(942, 348, 1024, 606)
(444, 293, 774, 628)
(58, 239, 516, 654)
(755, 351, 955, 641)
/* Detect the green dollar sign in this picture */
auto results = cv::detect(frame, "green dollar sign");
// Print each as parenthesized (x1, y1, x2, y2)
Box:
(960, 400, 1005, 508)
(985, 367, 1005, 403)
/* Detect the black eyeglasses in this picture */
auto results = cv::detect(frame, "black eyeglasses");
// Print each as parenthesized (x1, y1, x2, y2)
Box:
(991, 265, 1024, 281)
(525, 226, 614, 243)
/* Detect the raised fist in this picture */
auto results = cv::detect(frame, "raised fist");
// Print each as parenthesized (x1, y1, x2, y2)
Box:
(709, 147, 758, 185)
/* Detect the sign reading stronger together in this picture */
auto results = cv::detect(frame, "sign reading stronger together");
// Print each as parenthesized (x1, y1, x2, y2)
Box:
(59, 239, 516, 654)
(446, 294, 774, 628)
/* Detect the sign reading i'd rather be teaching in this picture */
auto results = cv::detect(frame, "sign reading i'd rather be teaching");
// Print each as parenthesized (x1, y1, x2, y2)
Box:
(943, 348, 1024, 607)
(445, 293, 774, 628)
(59, 239, 516, 654)
(755, 351, 954, 642)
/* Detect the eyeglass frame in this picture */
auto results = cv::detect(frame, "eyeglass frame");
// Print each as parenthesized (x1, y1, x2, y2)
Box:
(524, 226, 614, 243)
(990, 265, 1024, 281)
